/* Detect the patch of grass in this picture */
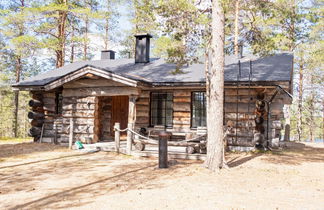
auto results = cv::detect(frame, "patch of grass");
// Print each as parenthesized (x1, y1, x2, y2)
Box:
(0, 137, 33, 143)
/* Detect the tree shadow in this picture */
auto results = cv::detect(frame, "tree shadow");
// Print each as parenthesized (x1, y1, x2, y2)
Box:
(227, 153, 263, 168)
(1, 152, 193, 210)
(0, 142, 65, 159)
(262, 142, 324, 165)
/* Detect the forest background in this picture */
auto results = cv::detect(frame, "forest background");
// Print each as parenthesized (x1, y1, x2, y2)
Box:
(0, 0, 322, 142)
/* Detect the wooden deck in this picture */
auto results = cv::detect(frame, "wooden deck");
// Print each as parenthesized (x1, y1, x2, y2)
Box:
(82, 141, 206, 160)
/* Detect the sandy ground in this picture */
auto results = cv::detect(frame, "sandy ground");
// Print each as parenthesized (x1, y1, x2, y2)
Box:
(0, 141, 323, 210)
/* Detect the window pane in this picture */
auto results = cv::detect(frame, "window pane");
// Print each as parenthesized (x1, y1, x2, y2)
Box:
(150, 92, 173, 127)
(191, 92, 206, 128)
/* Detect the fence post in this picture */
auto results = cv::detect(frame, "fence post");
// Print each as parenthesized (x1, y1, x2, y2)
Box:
(69, 118, 74, 149)
(158, 131, 171, 168)
(126, 123, 133, 155)
(114, 122, 120, 153)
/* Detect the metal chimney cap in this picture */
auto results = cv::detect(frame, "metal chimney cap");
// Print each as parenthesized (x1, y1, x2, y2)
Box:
(101, 50, 116, 53)
(134, 33, 153, 38)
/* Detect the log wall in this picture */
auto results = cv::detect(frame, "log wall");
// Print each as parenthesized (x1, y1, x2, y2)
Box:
(29, 81, 289, 147)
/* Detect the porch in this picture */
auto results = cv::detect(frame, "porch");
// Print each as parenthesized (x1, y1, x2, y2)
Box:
(81, 141, 207, 160)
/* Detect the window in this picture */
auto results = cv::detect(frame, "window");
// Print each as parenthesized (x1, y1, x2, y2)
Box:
(55, 92, 63, 115)
(191, 92, 206, 128)
(150, 92, 173, 127)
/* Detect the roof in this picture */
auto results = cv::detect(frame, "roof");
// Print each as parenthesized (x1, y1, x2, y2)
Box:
(14, 53, 293, 88)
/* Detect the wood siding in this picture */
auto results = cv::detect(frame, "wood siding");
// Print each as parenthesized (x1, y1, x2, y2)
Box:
(29, 77, 290, 146)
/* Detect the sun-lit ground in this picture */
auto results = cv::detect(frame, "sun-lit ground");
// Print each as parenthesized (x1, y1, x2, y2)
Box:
(0, 140, 323, 210)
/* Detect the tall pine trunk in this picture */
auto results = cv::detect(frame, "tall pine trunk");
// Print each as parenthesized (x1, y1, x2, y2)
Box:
(234, 0, 240, 55)
(13, 0, 25, 138)
(13, 56, 22, 137)
(204, 0, 225, 171)
(83, 17, 89, 60)
(309, 75, 315, 142)
(56, 0, 68, 68)
(297, 61, 304, 141)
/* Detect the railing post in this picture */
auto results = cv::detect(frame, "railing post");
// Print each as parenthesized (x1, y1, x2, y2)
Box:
(126, 123, 133, 155)
(114, 122, 120, 153)
(69, 118, 74, 149)
(158, 131, 171, 168)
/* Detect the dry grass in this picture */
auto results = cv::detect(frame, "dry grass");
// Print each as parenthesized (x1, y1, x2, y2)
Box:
(0, 141, 323, 210)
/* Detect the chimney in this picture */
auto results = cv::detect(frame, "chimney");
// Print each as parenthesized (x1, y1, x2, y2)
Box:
(237, 44, 243, 59)
(135, 33, 152, 63)
(101, 50, 115, 60)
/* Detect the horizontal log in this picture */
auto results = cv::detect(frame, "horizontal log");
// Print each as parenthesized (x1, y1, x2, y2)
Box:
(31, 92, 43, 100)
(134, 138, 202, 147)
(29, 99, 43, 107)
(62, 118, 94, 125)
(28, 127, 42, 137)
(226, 137, 255, 146)
(28, 111, 45, 119)
(136, 98, 149, 105)
(225, 113, 255, 119)
(173, 125, 190, 129)
(139, 91, 150, 98)
(43, 92, 56, 98)
(62, 96, 96, 104)
(62, 103, 96, 110)
(43, 104, 56, 112)
(43, 98, 55, 105)
(174, 97, 191, 103)
(136, 104, 149, 112)
(226, 120, 256, 127)
(30, 119, 44, 127)
(173, 102, 191, 112)
(173, 111, 190, 118)
(136, 116, 149, 124)
(62, 87, 140, 97)
(173, 117, 190, 122)
(32, 106, 44, 112)
(271, 120, 282, 129)
(59, 133, 94, 143)
(136, 111, 149, 117)
(62, 110, 95, 118)
(224, 103, 256, 113)
(173, 91, 191, 97)
(42, 129, 57, 137)
(61, 125, 94, 134)
(63, 78, 126, 88)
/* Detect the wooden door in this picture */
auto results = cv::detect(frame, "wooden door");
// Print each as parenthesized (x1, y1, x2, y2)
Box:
(111, 96, 129, 136)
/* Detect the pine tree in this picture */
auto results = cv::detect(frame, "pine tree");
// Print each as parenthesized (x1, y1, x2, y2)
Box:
(204, 0, 226, 171)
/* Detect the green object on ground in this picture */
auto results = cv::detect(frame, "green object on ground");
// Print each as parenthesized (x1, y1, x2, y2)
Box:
(75, 141, 84, 149)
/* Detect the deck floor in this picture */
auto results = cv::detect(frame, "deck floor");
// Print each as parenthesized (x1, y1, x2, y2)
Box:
(82, 141, 206, 160)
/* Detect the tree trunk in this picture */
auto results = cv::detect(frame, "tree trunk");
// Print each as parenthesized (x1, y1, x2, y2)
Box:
(234, 0, 240, 55)
(104, 16, 109, 50)
(297, 61, 303, 141)
(13, 55, 22, 138)
(70, 25, 75, 63)
(309, 75, 315, 142)
(56, 0, 68, 68)
(83, 17, 89, 60)
(322, 100, 324, 143)
(204, 0, 225, 171)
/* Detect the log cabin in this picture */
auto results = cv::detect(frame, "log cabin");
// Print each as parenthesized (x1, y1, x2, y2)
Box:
(13, 34, 293, 151)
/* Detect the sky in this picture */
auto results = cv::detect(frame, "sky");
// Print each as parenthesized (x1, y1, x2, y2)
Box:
(92, 3, 132, 60)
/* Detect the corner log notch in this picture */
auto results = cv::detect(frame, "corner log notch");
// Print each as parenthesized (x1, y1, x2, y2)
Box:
(28, 92, 44, 141)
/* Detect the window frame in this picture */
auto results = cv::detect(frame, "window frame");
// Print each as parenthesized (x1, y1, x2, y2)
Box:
(149, 92, 173, 128)
(191, 91, 206, 128)
(55, 91, 63, 116)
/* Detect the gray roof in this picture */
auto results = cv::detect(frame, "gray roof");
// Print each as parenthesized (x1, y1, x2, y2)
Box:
(15, 53, 293, 87)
